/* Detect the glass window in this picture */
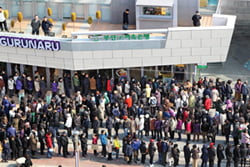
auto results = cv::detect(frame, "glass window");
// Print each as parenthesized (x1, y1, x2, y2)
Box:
(143, 6, 172, 16)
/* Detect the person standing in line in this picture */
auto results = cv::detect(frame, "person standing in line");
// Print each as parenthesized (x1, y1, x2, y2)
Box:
(42, 16, 52, 36)
(122, 9, 129, 30)
(225, 144, 233, 167)
(31, 15, 41, 35)
(100, 130, 107, 158)
(233, 144, 240, 167)
(0, 7, 8, 32)
(148, 139, 156, 167)
(191, 144, 200, 167)
(192, 11, 202, 27)
(183, 141, 191, 167)
(106, 137, 113, 160)
(207, 143, 216, 167)
(201, 144, 208, 167)
(217, 144, 225, 167)
(172, 144, 180, 167)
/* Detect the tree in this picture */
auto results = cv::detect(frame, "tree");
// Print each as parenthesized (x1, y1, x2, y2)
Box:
(17, 12, 23, 33)
(96, 10, 101, 24)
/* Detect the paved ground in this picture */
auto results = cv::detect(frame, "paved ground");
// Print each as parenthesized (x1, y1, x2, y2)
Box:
(2, 125, 233, 167)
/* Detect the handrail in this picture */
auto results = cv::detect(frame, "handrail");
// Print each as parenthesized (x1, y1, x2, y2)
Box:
(216, 0, 222, 14)
(71, 29, 168, 37)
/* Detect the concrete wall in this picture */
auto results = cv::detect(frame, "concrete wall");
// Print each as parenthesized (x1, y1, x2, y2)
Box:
(178, 0, 199, 26)
(110, 0, 136, 24)
(0, 14, 236, 70)
(137, 19, 173, 29)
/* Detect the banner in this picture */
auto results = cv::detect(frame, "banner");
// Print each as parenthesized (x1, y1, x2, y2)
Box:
(0, 36, 60, 51)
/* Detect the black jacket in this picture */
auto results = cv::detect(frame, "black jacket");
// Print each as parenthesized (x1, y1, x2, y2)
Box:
(123, 12, 129, 24)
(208, 147, 216, 161)
(233, 146, 240, 161)
(217, 145, 225, 160)
(225, 146, 233, 161)
(42, 20, 52, 32)
(183, 145, 191, 161)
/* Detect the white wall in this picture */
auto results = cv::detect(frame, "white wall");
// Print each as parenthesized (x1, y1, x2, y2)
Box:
(0, 14, 236, 70)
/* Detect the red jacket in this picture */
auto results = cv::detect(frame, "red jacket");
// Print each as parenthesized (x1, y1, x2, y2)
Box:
(204, 98, 212, 110)
(45, 134, 53, 148)
(125, 97, 132, 108)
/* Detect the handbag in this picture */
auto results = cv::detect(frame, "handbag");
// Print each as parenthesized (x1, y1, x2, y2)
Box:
(124, 156, 129, 162)
(49, 148, 54, 152)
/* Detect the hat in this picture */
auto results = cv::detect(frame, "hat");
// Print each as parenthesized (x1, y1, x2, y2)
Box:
(140, 115, 144, 118)
(150, 139, 154, 142)
(145, 114, 149, 118)
(123, 115, 128, 120)
(210, 142, 214, 147)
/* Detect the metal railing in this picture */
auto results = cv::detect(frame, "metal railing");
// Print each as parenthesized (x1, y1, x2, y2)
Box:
(216, 0, 223, 14)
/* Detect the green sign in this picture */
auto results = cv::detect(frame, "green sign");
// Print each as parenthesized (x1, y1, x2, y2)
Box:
(89, 34, 150, 41)
(197, 65, 207, 69)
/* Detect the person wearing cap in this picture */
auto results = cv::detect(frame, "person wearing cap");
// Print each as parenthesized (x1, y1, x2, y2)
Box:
(207, 143, 216, 167)
(192, 11, 202, 26)
(148, 139, 156, 167)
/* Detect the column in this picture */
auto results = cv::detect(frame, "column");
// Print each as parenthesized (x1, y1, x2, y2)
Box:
(32, 66, 37, 76)
(111, 69, 114, 79)
(126, 68, 130, 80)
(46, 67, 50, 88)
(141, 67, 144, 78)
(20, 64, 24, 74)
(6, 63, 12, 76)
(155, 66, 158, 78)
(70, 70, 74, 90)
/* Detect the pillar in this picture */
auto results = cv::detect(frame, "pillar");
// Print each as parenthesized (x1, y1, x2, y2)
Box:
(20, 64, 24, 74)
(111, 69, 114, 79)
(126, 68, 130, 80)
(70, 70, 74, 90)
(184, 64, 195, 84)
(141, 67, 144, 78)
(6, 63, 12, 76)
(155, 66, 158, 78)
(32, 66, 37, 76)
(46, 67, 50, 88)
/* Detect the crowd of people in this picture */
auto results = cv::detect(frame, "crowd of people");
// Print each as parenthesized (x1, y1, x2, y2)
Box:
(0, 69, 250, 167)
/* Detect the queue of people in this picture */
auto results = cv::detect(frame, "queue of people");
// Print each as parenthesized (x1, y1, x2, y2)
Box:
(0, 69, 250, 167)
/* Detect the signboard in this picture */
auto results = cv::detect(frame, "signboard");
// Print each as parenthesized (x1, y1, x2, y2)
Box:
(0, 36, 60, 51)
(89, 33, 150, 41)
(197, 63, 207, 69)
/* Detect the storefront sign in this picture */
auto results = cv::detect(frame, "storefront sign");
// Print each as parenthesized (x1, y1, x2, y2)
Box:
(0, 36, 60, 51)
(90, 34, 150, 41)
